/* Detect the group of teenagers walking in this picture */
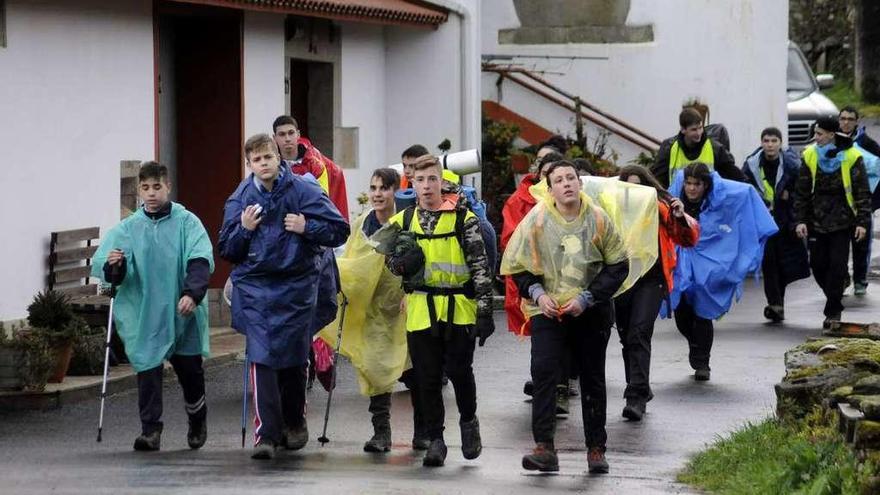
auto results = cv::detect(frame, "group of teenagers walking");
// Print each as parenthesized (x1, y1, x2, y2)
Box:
(92, 103, 877, 474)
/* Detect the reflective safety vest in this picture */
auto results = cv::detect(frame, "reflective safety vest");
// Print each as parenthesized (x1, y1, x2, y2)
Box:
(669, 139, 715, 184)
(391, 206, 477, 333)
(802, 145, 859, 214)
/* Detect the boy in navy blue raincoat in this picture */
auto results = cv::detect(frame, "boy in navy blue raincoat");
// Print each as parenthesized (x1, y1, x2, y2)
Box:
(219, 134, 350, 459)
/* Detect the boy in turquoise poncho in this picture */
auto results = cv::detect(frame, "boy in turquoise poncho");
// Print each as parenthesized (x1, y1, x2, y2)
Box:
(93, 162, 215, 452)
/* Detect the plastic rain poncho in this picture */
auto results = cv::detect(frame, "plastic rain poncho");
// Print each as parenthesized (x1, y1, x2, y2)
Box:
(500, 191, 628, 319)
(92, 203, 215, 372)
(528, 177, 659, 294)
(580, 176, 659, 290)
(318, 211, 408, 397)
(666, 171, 779, 320)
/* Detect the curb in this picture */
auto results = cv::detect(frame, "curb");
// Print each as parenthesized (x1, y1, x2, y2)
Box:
(0, 328, 242, 413)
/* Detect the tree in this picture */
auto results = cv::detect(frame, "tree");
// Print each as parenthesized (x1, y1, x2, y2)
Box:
(854, 0, 880, 101)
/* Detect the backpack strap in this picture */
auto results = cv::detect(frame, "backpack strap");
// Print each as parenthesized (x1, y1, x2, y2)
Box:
(402, 205, 416, 233)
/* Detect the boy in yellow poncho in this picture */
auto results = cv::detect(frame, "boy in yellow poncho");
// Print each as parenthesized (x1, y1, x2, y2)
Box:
(319, 168, 420, 452)
(501, 161, 629, 474)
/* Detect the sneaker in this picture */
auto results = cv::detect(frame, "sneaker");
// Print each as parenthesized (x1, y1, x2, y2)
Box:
(251, 440, 276, 460)
(282, 421, 308, 451)
(460, 416, 482, 460)
(187, 419, 207, 450)
(854, 283, 868, 296)
(622, 399, 646, 421)
(556, 385, 570, 416)
(412, 436, 431, 450)
(422, 438, 447, 467)
(694, 368, 711, 381)
(587, 447, 609, 474)
(523, 380, 534, 397)
(522, 442, 559, 472)
(823, 314, 841, 330)
(133, 430, 161, 451)
(763, 305, 784, 322)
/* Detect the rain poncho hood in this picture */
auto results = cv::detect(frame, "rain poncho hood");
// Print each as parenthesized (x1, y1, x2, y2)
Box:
(500, 191, 628, 318)
(666, 171, 778, 319)
(92, 203, 214, 372)
(318, 211, 408, 397)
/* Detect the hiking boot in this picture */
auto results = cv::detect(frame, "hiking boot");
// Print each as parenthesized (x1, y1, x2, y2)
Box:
(587, 447, 609, 473)
(763, 305, 784, 322)
(133, 429, 161, 451)
(460, 416, 482, 460)
(364, 393, 392, 453)
(187, 419, 207, 450)
(522, 442, 559, 472)
(282, 421, 308, 451)
(823, 314, 841, 330)
(556, 385, 570, 416)
(412, 436, 431, 450)
(854, 283, 868, 296)
(523, 380, 534, 397)
(694, 368, 711, 381)
(422, 438, 447, 467)
(251, 440, 276, 460)
(622, 398, 646, 421)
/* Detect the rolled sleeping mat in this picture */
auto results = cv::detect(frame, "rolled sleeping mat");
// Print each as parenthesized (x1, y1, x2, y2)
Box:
(394, 188, 417, 211)
(386, 148, 481, 177)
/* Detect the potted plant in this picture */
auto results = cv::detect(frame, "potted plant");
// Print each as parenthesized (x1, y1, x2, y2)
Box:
(67, 324, 107, 376)
(0, 322, 54, 391)
(26, 290, 86, 383)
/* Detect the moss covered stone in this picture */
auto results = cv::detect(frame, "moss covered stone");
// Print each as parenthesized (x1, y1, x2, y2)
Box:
(854, 375, 880, 395)
(854, 420, 880, 449)
(861, 396, 880, 420)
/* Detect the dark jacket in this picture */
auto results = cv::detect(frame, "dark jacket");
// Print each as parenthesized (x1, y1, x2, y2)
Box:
(652, 133, 745, 188)
(742, 147, 801, 230)
(849, 126, 880, 210)
(793, 147, 872, 234)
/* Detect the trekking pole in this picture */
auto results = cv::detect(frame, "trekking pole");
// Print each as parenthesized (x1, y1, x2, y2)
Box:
(96, 269, 120, 442)
(241, 352, 249, 448)
(317, 292, 348, 446)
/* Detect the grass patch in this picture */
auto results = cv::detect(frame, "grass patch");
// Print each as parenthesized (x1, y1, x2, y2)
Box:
(678, 408, 877, 494)
(824, 81, 880, 118)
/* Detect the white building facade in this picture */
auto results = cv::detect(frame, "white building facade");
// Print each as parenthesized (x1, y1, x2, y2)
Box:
(480, 0, 789, 165)
(0, 0, 480, 322)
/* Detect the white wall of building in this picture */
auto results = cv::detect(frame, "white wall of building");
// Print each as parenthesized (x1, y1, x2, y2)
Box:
(243, 11, 286, 152)
(0, 0, 155, 321)
(481, 0, 789, 165)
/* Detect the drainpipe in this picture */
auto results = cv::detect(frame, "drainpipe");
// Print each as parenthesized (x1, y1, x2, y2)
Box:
(428, 0, 477, 151)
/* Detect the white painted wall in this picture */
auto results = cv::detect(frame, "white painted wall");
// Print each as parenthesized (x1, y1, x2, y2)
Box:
(243, 11, 286, 156)
(0, 0, 154, 321)
(481, 0, 789, 165)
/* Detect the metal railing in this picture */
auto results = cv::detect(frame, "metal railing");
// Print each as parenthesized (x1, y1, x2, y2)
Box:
(483, 63, 661, 152)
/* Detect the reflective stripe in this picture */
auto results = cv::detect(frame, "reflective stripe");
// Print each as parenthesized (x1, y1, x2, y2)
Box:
(669, 139, 715, 183)
(427, 262, 470, 275)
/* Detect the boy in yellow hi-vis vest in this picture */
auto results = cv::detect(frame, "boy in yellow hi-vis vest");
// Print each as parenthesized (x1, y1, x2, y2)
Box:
(373, 154, 494, 468)
(795, 116, 872, 328)
(651, 107, 745, 188)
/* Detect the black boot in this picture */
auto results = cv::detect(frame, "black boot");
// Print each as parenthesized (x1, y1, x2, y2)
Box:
(460, 416, 482, 460)
(364, 393, 392, 453)
(187, 418, 207, 449)
(622, 398, 646, 421)
(133, 426, 162, 452)
(423, 438, 448, 467)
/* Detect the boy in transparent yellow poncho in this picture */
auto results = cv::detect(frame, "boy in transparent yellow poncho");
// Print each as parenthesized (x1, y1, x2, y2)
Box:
(501, 161, 629, 474)
(319, 168, 422, 452)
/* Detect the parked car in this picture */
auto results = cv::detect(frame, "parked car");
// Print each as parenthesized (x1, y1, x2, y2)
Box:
(787, 41, 839, 149)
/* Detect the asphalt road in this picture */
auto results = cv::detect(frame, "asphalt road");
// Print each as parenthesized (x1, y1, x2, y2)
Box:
(1, 263, 878, 494)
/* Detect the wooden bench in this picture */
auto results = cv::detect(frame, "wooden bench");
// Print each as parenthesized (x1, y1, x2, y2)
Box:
(48, 227, 109, 326)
